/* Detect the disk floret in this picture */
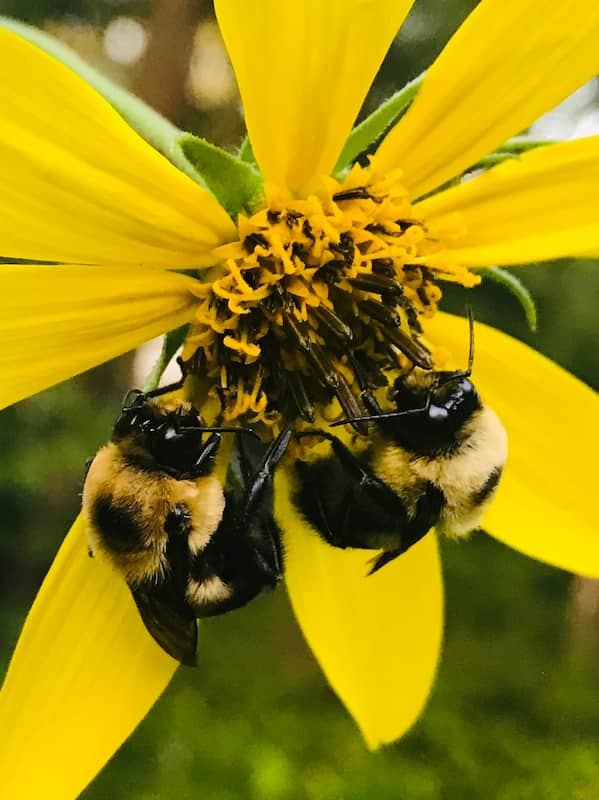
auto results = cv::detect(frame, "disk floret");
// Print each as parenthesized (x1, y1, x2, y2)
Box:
(184, 164, 478, 429)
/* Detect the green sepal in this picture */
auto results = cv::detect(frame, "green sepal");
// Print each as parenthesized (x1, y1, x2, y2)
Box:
(334, 71, 426, 175)
(476, 267, 538, 332)
(238, 136, 257, 166)
(470, 137, 554, 172)
(179, 134, 263, 218)
(143, 325, 189, 394)
(496, 137, 554, 154)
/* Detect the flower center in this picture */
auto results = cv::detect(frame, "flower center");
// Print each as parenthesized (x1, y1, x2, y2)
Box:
(183, 164, 478, 431)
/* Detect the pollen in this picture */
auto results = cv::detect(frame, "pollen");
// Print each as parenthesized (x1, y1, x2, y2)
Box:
(183, 163, 479, 430)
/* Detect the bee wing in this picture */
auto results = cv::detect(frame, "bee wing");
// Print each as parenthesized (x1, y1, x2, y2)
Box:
(130, 585, 198, 666)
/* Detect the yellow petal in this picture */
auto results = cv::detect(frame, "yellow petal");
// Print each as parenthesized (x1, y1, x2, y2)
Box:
(0, 28, 235, 266)
(415, 136, 599, 267)
(376, 0, 599, 199)
(275, 468, 443, 747)
(426, 313, 599, 577)
(0, 264, 199, 409)
(0, 515, 177, 798)
(215, 0, 414, 196)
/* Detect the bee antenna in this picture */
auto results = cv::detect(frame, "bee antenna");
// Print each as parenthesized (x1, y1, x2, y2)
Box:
(329, 397, 431, 428)
(431, 307, 476, 391)
(465, 305, 475, 377)
(179, 425, 260, 440)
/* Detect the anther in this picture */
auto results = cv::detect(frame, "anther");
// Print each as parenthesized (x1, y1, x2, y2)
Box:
(349, 273, 404, 296)
(371, 258, 396, 277)
(396, 295, 423, 332)
(291, 241, 309, 260)
(329, 232, 354, 262)
(317, 261, 346, 285)
(379, 326, 432, 370)
(282, 311, 312, 352)
(305, 345, 367, 433)
(310, 305, 353, 342)
(302, 219, 315, 241)
(285, 210, 303, 228)
(286, 371, 316, 423)
(333, 187, 377, 202)
(243, 232, 269, 253)
(358, 298, 401, 328)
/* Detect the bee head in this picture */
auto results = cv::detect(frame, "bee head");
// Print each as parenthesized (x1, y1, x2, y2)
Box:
(388, 369, 481, 454)
(113, 392, 212, 475)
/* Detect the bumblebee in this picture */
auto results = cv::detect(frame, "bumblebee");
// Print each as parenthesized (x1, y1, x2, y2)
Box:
(82, 388, 291, 665)
(293, 322, 508, 572)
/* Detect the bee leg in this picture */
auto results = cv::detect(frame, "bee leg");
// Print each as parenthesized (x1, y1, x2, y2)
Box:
(236, 431, 255, 486)
(235, 428, 291, 584)
(367, 483, 445, 574)
(239, 428, 293, 526)
(143, 376, 186, 399)
(295, 431, 442, 562)
(223, 429, 289, 585)
(296, 431, 408, 548)
(367, 549, 402, 574)
(251, 519, 284, 585)
(188, 432, 222, 477)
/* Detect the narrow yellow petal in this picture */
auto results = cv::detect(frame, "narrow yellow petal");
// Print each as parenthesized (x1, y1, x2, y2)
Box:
(415, 136, 599, 267)
(426, 313, 599, 577)
(276, 469, 443, 747)
(215, 0, 415, 195)
(0, 28, 235, 266)
(376, 0, 599, 199)
(0, 264, 199, 409)
(0, 515, 178, 798)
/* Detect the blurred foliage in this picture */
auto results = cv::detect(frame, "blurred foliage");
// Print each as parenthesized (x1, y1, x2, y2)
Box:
(0, 0, 598, 798)
(0, 0, 150, 24)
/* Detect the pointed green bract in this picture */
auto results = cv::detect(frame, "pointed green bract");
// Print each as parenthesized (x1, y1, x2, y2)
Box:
(496, 136, 555, 154)
(180, 135, 264, 218)
(334, 71, 426, 174)
(470, 136, 554, 171)
(477, 267, 538, 331)
(142, 325, 190, 393)
(238, 136, 257, 166)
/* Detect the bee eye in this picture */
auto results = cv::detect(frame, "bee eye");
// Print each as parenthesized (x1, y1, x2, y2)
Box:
(427, 405, 449, 423)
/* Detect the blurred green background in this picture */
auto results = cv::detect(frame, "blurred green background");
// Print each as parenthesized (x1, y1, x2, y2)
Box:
(0, 1, 598, 798)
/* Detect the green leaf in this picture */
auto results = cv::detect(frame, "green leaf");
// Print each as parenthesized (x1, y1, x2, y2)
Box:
(495, 136, 555, 154)
(470, 137, 554, 172)
(179, 135, 263, 218)
(477, 267, 538, 332)
(142, 325, 189, 393)
(238, 137, 257, 166)
(472, 152, 520, 169)
(334, 71, 426, 174)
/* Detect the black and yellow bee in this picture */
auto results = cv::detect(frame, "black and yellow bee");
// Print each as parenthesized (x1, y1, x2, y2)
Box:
(82, 387, 291, 665)
(292, 322, 508, 572)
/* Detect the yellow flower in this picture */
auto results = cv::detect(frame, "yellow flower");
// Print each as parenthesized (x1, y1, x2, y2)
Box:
(0, 1, 598, 797)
